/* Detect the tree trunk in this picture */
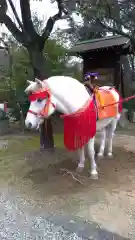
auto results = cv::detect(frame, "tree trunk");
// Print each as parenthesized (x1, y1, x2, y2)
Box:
(28, 46, 54, 151)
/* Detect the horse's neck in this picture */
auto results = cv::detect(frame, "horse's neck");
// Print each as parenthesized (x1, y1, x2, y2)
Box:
(45, 76, 90, 114)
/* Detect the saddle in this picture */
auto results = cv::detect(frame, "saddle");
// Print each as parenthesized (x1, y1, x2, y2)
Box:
(85, 85, 118, 120)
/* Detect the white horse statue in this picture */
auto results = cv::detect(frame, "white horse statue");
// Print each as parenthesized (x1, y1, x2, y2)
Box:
(25, 76, 122, 179)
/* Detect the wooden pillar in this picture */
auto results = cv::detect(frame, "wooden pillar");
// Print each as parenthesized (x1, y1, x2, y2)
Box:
(40, 118, 54, 151)
(82, 57, 85, 82)
(83, 55, 90, 77)
(120, 65, 125, 97)
(114, 58, 121, 91)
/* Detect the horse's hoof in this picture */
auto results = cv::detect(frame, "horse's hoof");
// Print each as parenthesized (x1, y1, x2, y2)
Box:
(97, 154, 104, 160)
(90, 173, 98, 180)
(107, 153, 113, 159)
(76, 166, 84, 173)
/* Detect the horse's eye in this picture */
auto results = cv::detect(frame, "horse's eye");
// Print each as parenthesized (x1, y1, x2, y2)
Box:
(37, 98, 43, 103)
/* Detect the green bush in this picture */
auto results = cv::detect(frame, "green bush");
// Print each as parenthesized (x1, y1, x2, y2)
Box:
(8, 101, 29, 122)
(123, 98, 135, 113)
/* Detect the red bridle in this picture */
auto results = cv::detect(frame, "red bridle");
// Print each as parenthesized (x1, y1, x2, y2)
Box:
(28, 109, 38, 116)
(28, 88, 56, 117)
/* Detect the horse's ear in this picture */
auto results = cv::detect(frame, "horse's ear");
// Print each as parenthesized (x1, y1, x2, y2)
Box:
(35, 78, 42, 86)
(27, 80, 33, 85)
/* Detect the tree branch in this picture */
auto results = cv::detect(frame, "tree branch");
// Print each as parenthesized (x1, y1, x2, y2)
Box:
(42, 0, 68, 41)
(20, 0, 38, 38)
(95, 0, 133, 39)
(97, 19, 132, 39)
(7, 0, 23, 30)
(3, 15, 26, 44)
(102, 0, 133, 31)
(0, 0, 8, 22)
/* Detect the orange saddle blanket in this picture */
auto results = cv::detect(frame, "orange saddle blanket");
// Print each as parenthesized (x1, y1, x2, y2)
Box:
(94, 88, 118, 120)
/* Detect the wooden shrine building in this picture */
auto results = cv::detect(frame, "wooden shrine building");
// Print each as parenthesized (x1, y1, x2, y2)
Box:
(70, 35, 133, 97)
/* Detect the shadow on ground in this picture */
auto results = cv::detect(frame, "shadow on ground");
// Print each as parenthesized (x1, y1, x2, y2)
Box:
(48, 213, 130, 240)
(23, 145, 135, 190)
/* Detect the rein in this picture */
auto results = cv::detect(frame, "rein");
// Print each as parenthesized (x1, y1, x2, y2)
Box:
(61, 94, 135, 118)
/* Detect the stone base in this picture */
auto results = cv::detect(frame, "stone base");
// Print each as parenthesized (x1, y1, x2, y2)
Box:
(118, 108, 129, 128)
(0, 120, 9, 135)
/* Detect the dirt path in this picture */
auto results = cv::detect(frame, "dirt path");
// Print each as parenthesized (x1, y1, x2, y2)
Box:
(22, 133, 135, 239)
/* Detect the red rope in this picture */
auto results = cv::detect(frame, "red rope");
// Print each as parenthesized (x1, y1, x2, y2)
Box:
(99, 94, 135, 109)
(60, 94, 135, 119)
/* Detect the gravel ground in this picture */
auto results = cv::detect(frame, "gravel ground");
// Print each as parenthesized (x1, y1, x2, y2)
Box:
(0, 131, 135, 239)
(0, 187, 129, 240)
(0, 187, 83, 240)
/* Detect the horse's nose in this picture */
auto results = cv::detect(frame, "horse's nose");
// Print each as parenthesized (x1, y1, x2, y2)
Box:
(27, 122, 32, 129)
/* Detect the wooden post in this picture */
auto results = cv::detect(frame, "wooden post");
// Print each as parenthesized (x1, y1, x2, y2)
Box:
(82, 56, 85, 82)
(40, 118, 54, 151)
(120, 65, 125, 97)
(114, 57, 121, 91)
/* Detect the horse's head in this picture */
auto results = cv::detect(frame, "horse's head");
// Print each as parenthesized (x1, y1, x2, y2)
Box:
(25, 78, 57, 129)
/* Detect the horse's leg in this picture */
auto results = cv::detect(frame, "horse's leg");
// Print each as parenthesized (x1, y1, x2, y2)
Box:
(87, 137, 98, 179)
(76, 147, 85, 172)
(97, 128, 106, 158)
(106, 118, 118, 157)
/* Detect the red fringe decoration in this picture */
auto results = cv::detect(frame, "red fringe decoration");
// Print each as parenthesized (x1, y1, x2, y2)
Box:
(61, 99, 96, 151)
